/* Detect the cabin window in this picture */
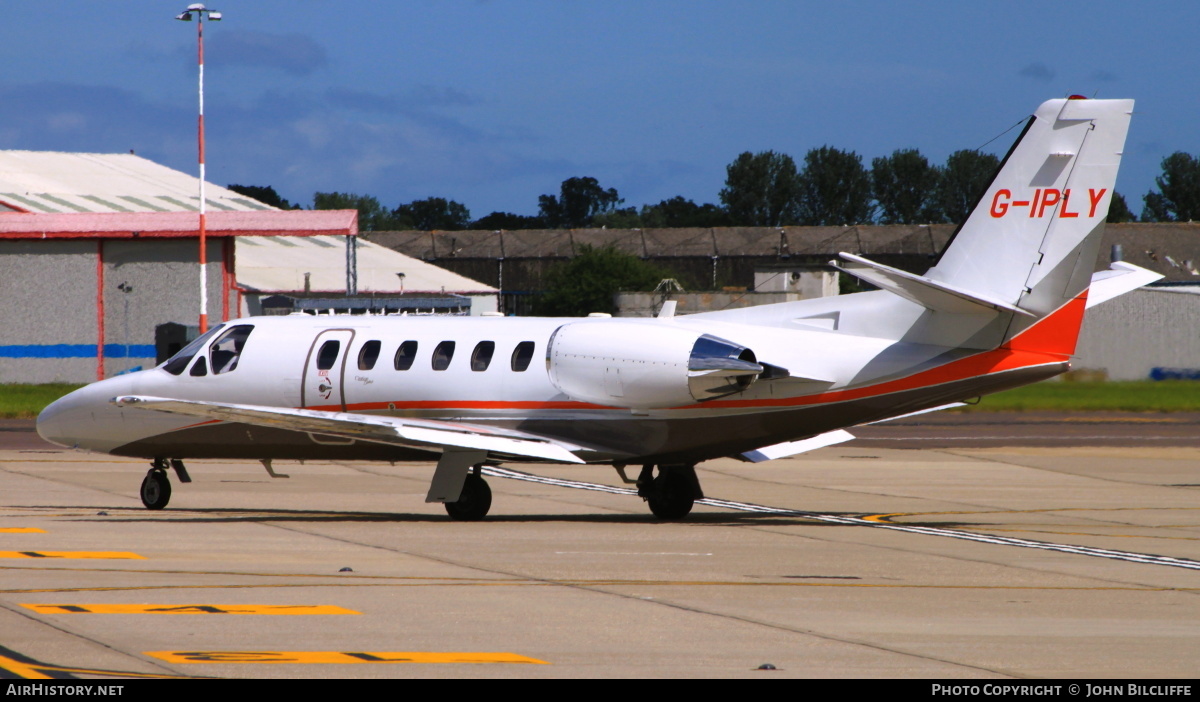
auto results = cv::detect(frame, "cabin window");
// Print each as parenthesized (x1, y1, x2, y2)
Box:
(209, 325, 256, 374)
(189, 357, 208, 377)
(470, 341, 496, 371)
(394, 341, 418, 370)
(316, 340, 341, 370)
(432, 341, 456, 371)
(358, 340, 382, 370)
(160, 324, 224, 375)
(511, 341, 536, 372)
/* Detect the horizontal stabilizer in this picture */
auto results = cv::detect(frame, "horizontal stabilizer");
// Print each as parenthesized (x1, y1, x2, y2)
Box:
(833, 252, 1035, 317)
(1086, 262, 1163, 308)
(113, 395, 586, 464)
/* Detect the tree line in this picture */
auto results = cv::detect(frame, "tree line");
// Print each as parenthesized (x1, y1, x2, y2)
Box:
(230, 149, 1200, 232)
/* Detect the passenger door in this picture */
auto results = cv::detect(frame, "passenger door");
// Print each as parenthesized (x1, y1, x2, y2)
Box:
(302, 329, 355, 410)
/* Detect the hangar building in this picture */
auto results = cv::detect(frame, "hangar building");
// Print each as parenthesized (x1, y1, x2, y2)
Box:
(0, 151, 496, 384)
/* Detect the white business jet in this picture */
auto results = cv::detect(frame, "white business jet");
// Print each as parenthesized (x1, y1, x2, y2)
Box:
(37, 97, 1158, 520)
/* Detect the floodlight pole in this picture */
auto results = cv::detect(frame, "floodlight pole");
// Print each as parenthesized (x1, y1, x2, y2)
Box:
(177, 4, 221, 333)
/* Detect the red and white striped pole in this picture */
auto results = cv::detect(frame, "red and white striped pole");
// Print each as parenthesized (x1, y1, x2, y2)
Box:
(177, 4, 221, 333)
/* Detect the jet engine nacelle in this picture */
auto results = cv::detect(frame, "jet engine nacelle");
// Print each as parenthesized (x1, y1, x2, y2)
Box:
(546, 322, 763, 409)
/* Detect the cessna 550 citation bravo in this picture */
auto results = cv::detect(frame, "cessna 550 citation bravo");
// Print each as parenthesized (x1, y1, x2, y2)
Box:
(38, 97, 1159, 520)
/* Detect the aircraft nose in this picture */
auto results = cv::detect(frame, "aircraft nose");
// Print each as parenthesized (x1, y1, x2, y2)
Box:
(36, 379, 133, 452)
(37, 388, 90, 449)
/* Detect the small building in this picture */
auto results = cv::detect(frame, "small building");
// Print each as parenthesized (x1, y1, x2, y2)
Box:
(0, 151, 497, 384)
(233, 235, 497, 318)
(0, 210, 357, 383)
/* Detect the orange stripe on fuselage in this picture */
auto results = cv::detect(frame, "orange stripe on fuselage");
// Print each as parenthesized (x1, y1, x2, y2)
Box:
(1002, 291, 1089, 357)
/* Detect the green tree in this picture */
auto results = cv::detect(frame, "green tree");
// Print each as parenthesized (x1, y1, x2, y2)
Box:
(1106, 192, 1136, 223)
(590, 206, 643, 229)
(871, 149, 943, 224)
(1141, 152, 1200, 222)
(312, 192, 399, 231)
(227, 184, 299, 210)
(639, 196, 730, 228)
(719, 151, 801, 226)
(471, 211, 547, 230)
(935, 150, 1000, 224)
(538, 177, 624, 228)
(796, 146, 874, 226)
(394, 197, 471, 231)
(535, 245, 671, 317)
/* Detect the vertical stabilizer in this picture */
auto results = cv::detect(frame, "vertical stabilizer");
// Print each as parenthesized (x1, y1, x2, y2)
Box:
(926, 98, 1133, 338)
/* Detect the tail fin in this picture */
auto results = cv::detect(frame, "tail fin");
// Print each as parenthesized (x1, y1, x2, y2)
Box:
(925, 97, 1133, 351)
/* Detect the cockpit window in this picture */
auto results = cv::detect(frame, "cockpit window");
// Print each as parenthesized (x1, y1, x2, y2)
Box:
(208, 325, 255, 375)
(189, 356, 208, 377)
(161, 324, 225, 376)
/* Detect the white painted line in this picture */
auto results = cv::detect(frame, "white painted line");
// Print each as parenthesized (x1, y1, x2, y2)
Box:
(482, 467, 1200, 571)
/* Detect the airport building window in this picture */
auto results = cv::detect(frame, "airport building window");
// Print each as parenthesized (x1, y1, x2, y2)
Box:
(511, 341, 536, 372)
(358, 340, 382, 371)
(394, 341, 418, 371)
(316, 339, 341, 371)
(161, 324, 225, 375)
(432, 341, 456, 371)
(209, 325, 255, 375)
(471, 341, 496, 371)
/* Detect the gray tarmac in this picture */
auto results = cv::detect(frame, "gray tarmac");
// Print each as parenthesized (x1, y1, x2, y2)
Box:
(0, 414, 1197, 679)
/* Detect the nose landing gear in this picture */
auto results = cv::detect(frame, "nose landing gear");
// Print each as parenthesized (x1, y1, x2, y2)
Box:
(139, 458, 191, 510)
(140, 468, 171, 510)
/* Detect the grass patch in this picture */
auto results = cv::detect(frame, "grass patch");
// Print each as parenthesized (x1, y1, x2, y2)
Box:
(961, 380, 1200, 413)
(0, 384, 84, 419)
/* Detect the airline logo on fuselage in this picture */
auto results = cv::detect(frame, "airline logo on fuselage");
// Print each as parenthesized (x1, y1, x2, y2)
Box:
(989, 188, 1107, 218)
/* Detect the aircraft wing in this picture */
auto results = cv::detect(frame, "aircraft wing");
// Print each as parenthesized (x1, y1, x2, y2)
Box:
(739, 403, 966, 463)
(112, 395, 586, 464)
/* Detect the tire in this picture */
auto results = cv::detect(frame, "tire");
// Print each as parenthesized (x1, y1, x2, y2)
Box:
(444, 473, 492, 521)
(646, 470, 695, 520)
(140, 470, 171, 510)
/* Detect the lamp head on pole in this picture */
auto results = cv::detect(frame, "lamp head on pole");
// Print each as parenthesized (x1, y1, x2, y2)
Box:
(176, 4, 221, 21)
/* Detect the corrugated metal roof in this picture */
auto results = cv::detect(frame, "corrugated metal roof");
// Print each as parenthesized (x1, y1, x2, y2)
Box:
(0, 151, 272, 213)
(235, 235, 497, 294)
(0, 210, 357, 238)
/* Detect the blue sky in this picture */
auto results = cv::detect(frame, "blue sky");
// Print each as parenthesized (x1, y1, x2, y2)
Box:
(1, 1, 1196, 219)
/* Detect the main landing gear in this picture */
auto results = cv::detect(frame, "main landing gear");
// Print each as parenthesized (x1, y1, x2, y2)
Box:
(635, 464, 703, 520)
(140, 458, 191, 510)
(444, 467, 492, 521)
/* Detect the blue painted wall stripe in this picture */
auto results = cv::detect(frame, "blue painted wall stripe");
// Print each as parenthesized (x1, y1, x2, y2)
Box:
(0, 345, 156, 359)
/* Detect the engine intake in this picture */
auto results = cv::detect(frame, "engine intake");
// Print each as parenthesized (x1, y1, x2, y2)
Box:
(546, 322, 762, 409)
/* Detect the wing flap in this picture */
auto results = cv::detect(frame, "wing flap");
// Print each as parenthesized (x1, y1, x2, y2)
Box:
(113, 395, 586, 464)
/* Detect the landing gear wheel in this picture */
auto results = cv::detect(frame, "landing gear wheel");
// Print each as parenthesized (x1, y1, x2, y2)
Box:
(645, 465, 701, 520)
(444, 473, 492, 521)
(140, 470, 171, 510)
